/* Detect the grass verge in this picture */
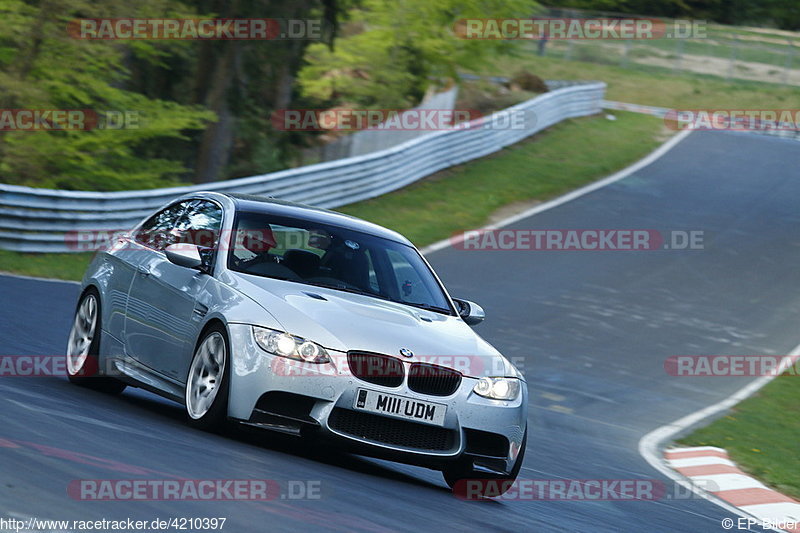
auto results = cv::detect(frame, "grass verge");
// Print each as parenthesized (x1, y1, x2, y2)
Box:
(677, 373, 800, 500)
(0, 111, 663, 280)
(0, 250, 92, 281)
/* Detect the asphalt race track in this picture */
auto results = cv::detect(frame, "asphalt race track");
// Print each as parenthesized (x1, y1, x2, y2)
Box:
(2, 130, 800, 532)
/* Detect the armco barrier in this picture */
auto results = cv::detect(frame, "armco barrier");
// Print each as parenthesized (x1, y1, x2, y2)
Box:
(603, 99, 800, 142)
(0, 82, 606, 252)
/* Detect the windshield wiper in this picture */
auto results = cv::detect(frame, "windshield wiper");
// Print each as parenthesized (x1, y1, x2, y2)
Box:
(298, 280, 393, 301)
(254, 275, 450, 313)
(302, 281, 452, 314)
(405, 302, 452, 314)
(333, 287, 398, 303)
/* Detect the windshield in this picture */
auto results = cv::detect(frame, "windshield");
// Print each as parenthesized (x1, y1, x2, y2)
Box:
(228, 211, 454, 314)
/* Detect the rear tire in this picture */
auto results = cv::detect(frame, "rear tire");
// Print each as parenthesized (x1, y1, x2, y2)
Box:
(185, 324, 230, 431)
(443, 428, 527, 499)
(66, 288, 127, 394)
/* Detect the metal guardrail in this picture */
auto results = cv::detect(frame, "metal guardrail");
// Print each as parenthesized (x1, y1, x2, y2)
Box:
(0, 82, 606, 252)
(603, 99, 800, 142)
(603, 100, 670, 117)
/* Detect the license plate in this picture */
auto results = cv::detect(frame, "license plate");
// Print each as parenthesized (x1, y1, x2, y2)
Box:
(353, 389, 446, 427)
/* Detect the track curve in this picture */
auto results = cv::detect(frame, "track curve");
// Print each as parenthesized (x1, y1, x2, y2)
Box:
(2, 131, 800, 532)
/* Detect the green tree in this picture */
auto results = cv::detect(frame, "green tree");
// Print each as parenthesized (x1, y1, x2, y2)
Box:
(298, 0, 537, 110)
(146, 0, 346, 182)
(0, 0, 214, 190)
(546, 0, 799, 29)
(758, 0, 800, 30)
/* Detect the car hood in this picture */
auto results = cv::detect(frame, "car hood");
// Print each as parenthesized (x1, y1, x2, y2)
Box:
(225, 272, 518, 378)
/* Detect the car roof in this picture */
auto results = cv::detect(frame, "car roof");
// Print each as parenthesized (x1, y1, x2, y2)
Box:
(222, 193, 412, 246)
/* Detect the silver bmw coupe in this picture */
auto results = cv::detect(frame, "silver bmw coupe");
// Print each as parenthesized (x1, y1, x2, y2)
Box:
(66, 192, 527, 494)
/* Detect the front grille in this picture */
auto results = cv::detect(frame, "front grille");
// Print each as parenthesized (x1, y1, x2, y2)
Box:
(347, 352, 404, 388)
(328, 408, 455, 451)
(408, 363, 462, 396)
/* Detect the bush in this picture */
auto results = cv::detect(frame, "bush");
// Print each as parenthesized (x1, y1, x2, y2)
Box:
(457, 81, 540, 116)
(509, 71, 549, 93)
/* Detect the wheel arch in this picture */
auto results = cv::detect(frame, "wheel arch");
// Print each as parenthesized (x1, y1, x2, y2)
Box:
(196, 317, 230, 348)
(79, 274, 110, 326)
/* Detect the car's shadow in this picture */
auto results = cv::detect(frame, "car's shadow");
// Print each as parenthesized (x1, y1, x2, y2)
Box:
(13, 374, 506, 505)
(105, 383, 454, 494)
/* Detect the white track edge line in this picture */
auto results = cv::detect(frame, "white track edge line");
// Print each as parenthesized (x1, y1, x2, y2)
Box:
(639, 347, 800, 532)
(420, 128, 693, 255)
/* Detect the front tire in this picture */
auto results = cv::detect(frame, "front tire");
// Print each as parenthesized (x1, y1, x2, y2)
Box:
(185, 325, 230, 431)
(443, 428, 527, 499)
(66, 288, 126, 394)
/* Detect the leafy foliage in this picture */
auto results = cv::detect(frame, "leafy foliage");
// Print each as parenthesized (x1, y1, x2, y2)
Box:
(547, 0, 800, 31)
(298, 0, 538, 109)
(0, 0, 213, 190)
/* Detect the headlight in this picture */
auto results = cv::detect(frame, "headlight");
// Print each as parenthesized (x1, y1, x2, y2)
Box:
(252, 327, 330, 364)
(473, 377, 521, 400)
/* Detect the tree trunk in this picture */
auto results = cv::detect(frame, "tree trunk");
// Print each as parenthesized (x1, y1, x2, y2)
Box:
(193, 42, 239, 183)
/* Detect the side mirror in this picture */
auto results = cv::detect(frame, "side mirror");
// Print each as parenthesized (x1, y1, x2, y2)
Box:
(165, 243, 203, 270)
(453, 298, 485, 326)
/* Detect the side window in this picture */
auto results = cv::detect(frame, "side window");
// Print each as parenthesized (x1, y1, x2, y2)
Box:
(134, 202, 190, 251)
(178, 200, 223, 249)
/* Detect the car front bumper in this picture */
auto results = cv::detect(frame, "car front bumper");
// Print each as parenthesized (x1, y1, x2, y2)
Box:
(226, 323, 528, 473)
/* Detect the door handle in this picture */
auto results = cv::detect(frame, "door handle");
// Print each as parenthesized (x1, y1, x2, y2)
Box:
(137, 265, 151, 276)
